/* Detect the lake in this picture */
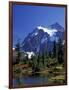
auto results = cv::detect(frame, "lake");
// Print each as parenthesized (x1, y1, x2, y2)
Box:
(13, 74, 49, 87)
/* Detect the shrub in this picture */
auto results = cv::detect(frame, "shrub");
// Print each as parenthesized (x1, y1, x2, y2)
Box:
(15, 68, 21, 74)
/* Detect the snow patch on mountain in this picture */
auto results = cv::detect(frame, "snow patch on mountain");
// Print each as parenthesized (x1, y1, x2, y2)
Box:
(41, 37, 47, 43)
(37, 45, 40, 52)
(35, 32, 38, 36)
(32, 32, 38, 36)
(62, 40, 65, 45)
(26, 52, 35, 59)
(37, 26, 57, 37)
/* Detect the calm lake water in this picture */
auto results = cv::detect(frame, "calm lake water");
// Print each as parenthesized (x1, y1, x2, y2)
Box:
(13, 75, 49, 87)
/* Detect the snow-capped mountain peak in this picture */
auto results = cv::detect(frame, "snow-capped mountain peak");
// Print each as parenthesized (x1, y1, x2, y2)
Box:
(22, 23, 64, 53)
(37, 25, 57, 37)
(49, 22, 64, 32)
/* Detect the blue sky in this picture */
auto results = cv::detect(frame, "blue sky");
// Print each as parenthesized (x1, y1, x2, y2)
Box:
(13, 4, 65, 46)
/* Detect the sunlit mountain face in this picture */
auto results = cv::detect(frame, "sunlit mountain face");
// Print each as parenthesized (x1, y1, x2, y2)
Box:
(21, 22, 64, 54)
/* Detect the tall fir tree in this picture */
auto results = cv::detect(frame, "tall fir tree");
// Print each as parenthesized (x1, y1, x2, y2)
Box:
(15, 40, 21, 64)
(23, 54, 28, 64)
(42, 53, 45, 66)
(57, 39, 64, 64)
(53, 40, 56, 58)
(37, 54, 40, 66)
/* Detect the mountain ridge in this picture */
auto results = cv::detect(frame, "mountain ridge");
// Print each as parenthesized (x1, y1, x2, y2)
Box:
(22, 22, 64, 54)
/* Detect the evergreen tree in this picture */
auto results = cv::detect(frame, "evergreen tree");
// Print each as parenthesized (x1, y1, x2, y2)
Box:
(42, 53, 45, 65)
(49, 51, 52, 58)
(15, 40, 21, 64)
(57, 39, 64, 64)
(31, 55, 39, 73)
(53, 40, 56, 58)
(37, 54, 40, 66)
(45, 49, 49, 58)
(23, 54, 28, 64)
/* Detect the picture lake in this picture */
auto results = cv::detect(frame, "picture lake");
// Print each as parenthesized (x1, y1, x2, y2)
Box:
(13, 74, 49, 87)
